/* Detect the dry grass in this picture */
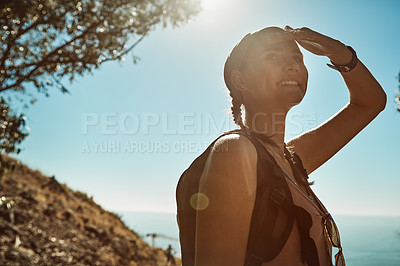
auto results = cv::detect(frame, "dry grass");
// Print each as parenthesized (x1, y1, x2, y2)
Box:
(0, 154, 169, 265)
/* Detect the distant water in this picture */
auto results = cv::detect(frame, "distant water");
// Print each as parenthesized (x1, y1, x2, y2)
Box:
(334, 215, 400, 266)
(119, 212, 400, 265)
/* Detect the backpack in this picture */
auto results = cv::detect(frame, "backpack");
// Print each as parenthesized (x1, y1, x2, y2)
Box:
(176, 128, 319, 266)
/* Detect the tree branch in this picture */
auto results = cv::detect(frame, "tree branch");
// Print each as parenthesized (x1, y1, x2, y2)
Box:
(102, 33, 147, 63)
(0, 22, 102, 93)
(0, 20, 44, 71)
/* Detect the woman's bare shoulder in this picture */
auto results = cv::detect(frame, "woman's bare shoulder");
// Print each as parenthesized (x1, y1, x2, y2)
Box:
(210, 133, 257, 157)
(195, 133, 258, 265)
(201, 133, 258, 192)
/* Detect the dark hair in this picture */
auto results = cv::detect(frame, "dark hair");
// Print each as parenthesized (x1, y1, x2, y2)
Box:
(229, 83, 245, 129)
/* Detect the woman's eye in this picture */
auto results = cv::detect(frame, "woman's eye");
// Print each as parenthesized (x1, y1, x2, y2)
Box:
(294, 56, 303, 63)
(265, 53, 278, 60)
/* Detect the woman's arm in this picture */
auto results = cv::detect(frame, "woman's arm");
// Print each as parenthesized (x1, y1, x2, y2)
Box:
(285, 27, 387, 174)
(195, 134, 258, 266)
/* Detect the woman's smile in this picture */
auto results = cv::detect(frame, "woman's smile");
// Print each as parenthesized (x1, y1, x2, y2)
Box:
(277, 80, 300, 87)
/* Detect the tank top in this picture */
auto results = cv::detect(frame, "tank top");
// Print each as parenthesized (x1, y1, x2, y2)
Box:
(177, 131, 333, 265)
(262, 173, 332, 265)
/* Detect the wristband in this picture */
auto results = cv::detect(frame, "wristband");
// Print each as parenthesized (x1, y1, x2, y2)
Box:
(327, 46, 358, 73)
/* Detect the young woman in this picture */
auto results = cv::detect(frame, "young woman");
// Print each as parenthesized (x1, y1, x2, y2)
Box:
(176, 26, 386, 266)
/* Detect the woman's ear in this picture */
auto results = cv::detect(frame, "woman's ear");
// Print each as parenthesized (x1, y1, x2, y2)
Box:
(231, 70, 247, 92)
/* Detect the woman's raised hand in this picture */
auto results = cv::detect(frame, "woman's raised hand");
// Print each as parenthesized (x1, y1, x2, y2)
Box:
(284, 25, 352, 65)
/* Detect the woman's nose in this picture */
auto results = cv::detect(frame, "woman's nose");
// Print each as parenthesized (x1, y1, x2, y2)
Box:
(284, 58, 300, 73)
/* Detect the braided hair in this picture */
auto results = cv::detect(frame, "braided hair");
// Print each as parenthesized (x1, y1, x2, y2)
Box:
(223, 33, 253, 130)
(229, 84, 245, 129)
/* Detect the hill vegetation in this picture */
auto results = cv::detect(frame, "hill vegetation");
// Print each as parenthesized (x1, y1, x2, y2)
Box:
(0, 155, 172, 265)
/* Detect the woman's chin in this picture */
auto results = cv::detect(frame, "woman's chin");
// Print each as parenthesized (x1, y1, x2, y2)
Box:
(285, 95, 304, 108)
(286, 98, 303, 110)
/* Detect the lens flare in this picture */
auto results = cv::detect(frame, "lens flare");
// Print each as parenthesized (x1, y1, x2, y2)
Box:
(190, 193, 209, 210)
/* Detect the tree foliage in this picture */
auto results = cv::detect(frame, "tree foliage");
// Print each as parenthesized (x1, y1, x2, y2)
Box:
(0, 98, 28, 178)
(0, 0, 200, 100)
(0, 0, 200, 175)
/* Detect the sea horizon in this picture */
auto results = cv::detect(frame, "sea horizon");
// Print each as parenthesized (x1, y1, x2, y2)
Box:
(117, 211, 400, 265)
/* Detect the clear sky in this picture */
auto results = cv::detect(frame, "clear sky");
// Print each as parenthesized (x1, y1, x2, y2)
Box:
(10, 0, 400, 216)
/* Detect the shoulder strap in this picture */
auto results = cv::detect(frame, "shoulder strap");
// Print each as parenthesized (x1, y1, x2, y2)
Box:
(241, 131, 295, 266)
(283, 145, 321, 266)
(245, 137, 321, 266)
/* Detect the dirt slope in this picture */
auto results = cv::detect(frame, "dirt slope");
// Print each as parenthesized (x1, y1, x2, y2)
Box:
(0, 156, 171, 265)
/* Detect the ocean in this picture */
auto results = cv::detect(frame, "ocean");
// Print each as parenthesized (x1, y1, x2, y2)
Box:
(119, 212, 400, 266)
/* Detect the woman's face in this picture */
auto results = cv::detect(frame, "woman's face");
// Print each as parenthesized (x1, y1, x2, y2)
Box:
(240, 36, 308, 111)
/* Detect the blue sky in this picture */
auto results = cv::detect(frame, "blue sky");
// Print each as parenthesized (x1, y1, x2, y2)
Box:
(11, 0, 400, 216)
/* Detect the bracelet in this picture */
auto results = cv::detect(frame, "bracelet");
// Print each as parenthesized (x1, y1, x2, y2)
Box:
(327, 46, 358, 73)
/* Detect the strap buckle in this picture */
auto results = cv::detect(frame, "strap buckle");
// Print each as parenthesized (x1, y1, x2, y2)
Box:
(270, 189, 286, 206)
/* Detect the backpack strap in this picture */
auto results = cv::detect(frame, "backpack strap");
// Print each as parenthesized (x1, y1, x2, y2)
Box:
(239, 130, 295, 266)
(284, 145, 321, 266)
(242, 130, 320, 266)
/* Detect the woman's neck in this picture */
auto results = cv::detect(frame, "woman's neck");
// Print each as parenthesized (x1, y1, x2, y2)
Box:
(244, 107, 288, 158)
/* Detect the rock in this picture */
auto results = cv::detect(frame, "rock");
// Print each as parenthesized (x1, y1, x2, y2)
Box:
(18, 189, 38, 205)
(62, 208, 74, 221)
(4, 246, 41, 265)
(84, 224, 100, 235)
(43, 206, 56, 217)
(41, 176, 67, 196)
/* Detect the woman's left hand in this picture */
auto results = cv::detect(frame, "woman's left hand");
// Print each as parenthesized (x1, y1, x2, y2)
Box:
(284, 26, 352, 65)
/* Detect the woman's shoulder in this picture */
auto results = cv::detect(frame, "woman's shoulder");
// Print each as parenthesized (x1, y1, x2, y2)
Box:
(202, 132, 258, 196)
(211, 132, 257, 157)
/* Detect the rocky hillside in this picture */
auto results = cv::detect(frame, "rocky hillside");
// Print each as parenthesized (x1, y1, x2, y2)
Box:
(0, 156, 173, 265)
